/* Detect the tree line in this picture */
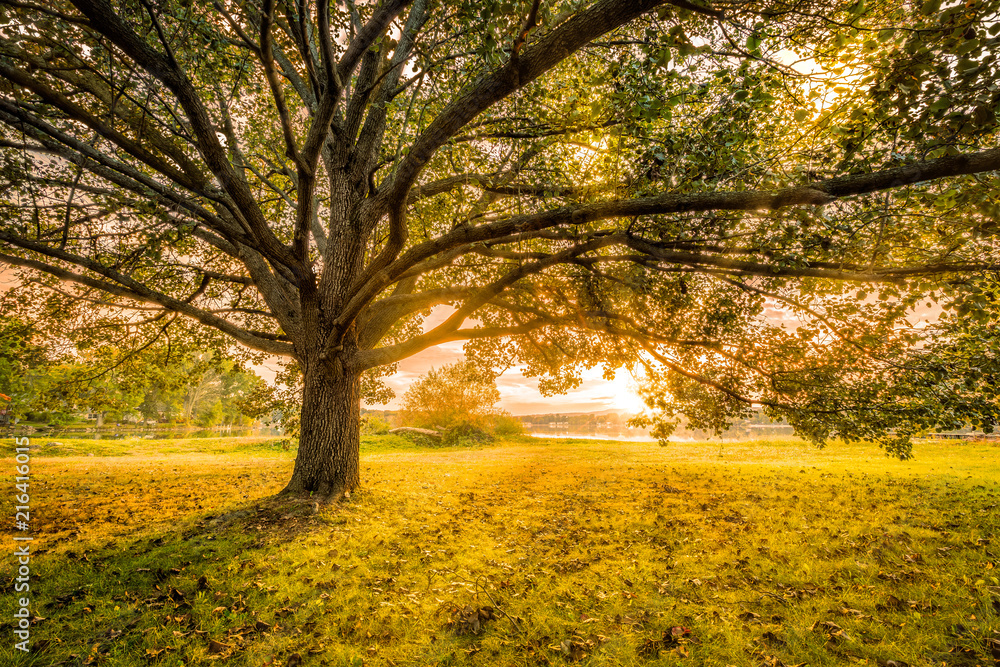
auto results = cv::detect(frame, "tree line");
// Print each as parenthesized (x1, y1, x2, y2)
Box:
(0, 315, 266, 427)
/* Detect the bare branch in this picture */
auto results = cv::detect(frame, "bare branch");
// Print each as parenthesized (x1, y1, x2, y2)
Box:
(0, 102, 244, 244)
(337, 0, 414, 79)
(512, 0, 542, 56)
(351, 236, 615, 368)
(406, 172, 621, 203)
(0, 62, 204, 193)
(639, 343, 769, 406)
(260, 0, 305, 169)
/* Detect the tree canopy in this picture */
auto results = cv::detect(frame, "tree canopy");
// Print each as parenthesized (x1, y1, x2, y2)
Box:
(1, 0, 999, 494)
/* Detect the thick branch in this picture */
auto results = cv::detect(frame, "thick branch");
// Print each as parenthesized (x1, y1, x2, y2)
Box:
(351, 236, 614, 368)
(366, 0, 673, 287)
(382, 144, 1000, 294)
(357, 285, 475, 348)
(0, 245, 293, 356)
(260, 0, 304, 169)
(406, 173, 618, 203)
(0, 102, 246, 247)
(69, 0, 305, 280)
(0, 62, 204, 193)
(341, 136, 1000, 342)
(337, 0, 414, 79)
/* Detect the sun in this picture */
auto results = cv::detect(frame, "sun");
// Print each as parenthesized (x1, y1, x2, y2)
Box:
(609, 370, 648, 415)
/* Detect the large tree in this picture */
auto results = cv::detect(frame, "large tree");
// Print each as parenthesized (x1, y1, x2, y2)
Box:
(1, 0, 999, 496)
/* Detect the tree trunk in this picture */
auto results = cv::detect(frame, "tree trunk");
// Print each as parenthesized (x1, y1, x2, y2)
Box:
(283, 364, 361, 498)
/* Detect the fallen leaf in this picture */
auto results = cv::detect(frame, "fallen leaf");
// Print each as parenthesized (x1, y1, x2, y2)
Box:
(207, 640, 230, 655)
(560, 639, 588, 661)
(877, 595, 906, 612)
(809, 620, 851, 643)
(760, 631, 786, 646)
(839, 607, 866, 618)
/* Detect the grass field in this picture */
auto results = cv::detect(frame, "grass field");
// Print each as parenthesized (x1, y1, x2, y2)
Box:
(1, 433, 998, 667)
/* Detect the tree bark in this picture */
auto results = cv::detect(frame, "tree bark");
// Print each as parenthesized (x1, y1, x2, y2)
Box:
(283, 362, 360, 498)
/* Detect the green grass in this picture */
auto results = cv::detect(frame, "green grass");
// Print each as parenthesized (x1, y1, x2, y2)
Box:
(16, 434, 293, 458)
(1, 434, 998, 666)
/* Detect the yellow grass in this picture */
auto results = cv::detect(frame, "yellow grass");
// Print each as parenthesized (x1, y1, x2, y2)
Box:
(1, 435, 998, 666)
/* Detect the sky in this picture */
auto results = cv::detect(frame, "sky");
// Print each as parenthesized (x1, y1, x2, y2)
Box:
(374, 305, 650, 415)
(380, 338, 648, 415)
(370, 304, 786, 416)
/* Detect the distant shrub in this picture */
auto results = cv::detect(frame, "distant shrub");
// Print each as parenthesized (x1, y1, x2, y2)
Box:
(398, 361, 522, 446)
(362, 415, 392, 435)
(490, 414, 524, 437)
(399, 361, 501, 432)
(406, 432, 444, 447)
(442, 423, 492, 446)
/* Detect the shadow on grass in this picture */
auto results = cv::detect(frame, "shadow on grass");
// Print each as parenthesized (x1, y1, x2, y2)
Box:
(4, 436, 1000, 667)
(3, 494, 349, 666)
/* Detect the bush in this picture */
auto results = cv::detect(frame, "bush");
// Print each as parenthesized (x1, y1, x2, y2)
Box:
(399, 361, 501, 432)
(442, 422, 492, 446)
(491, 414, 524, 437)
(396, 362, 525, 446)
(401, 431, 443, 447)
(362, 415, 391, 435)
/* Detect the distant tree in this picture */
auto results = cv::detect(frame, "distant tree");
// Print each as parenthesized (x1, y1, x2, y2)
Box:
(195, 399, 225, 427)
(0, 308, 266, 425)
(400, 361, 508, 433)
(0, 316, 50, 417)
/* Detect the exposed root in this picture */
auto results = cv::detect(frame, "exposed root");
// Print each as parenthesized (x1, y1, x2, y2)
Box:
(276, 483, 355, 506)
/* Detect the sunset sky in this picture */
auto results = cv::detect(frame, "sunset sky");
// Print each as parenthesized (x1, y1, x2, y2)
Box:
(372, 304, 794, 416)
(381, 338, 648, 415)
